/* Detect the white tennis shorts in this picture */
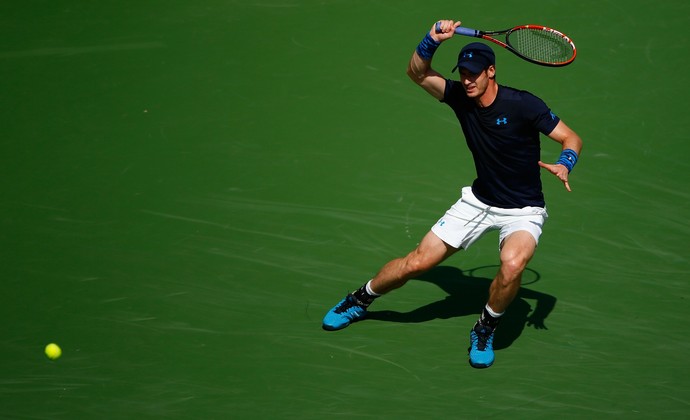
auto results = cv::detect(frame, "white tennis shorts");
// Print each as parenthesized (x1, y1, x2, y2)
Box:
(431, 187, 548, 250)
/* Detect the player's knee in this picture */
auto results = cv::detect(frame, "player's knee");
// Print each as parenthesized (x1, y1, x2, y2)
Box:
(500, 256, 528, 280)
(404, 253, 435, 277)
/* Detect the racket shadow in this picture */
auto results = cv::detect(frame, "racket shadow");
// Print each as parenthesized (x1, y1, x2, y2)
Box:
(365, 265, 557, 350)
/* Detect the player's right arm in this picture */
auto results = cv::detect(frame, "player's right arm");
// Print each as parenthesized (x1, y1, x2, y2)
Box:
(406, 20, 461, 100)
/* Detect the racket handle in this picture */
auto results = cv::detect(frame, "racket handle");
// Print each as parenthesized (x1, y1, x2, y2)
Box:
(434, 22, 479, 37)
(455, 26, 480, 37)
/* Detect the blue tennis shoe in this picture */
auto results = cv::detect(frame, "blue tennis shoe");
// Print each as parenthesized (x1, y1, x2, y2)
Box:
(469, 323, 495, 368)
(322, 294, 367, 331)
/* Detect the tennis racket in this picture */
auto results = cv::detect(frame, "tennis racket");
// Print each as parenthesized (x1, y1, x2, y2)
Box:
(435, 23, 577, 67)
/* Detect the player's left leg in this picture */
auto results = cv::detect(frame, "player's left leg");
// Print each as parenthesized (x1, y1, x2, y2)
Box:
(469, 230, 538, 368)
(489, 231, 538, 313)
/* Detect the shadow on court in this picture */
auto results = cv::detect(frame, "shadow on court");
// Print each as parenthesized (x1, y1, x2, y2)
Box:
(366, 265, 557, 350)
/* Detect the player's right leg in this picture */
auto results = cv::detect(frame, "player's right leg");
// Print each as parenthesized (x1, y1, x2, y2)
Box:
(369, 230, 458, 294)
(322, 231, 457, 331)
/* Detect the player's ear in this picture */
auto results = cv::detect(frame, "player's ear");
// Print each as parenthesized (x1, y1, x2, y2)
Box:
(487, 65, 496, 79)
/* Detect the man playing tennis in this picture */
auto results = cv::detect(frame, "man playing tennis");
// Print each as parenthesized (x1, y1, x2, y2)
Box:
(322, 19, 583, 368)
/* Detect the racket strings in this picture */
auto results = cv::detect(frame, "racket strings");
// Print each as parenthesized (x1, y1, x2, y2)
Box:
(508, 29, 574, 64)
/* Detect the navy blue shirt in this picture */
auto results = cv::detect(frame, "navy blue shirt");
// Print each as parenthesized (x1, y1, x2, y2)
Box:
(443, 80, 560, 208)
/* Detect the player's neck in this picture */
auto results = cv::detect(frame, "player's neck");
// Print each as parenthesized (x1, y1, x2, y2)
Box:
(475, 81, 499, 108)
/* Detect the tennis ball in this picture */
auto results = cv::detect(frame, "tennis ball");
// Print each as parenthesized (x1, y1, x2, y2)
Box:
(45, 343, 62, 360)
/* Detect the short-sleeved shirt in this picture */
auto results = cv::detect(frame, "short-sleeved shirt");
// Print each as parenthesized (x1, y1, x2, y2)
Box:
(442, 80, 560, 208)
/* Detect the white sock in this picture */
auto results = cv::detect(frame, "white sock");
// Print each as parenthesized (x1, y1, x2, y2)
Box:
(365, 279, 381, 297)
(485, 304, 504, 318)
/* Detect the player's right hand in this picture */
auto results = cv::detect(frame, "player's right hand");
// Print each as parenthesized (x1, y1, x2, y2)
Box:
(431, 20, 462, 42)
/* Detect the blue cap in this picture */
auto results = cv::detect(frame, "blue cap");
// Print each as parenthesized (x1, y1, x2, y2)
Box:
(452, 42, 495, 74)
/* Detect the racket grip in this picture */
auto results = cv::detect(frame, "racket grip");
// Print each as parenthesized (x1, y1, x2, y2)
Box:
(434, 22, 479, 37)
(454, 26, 479, 37)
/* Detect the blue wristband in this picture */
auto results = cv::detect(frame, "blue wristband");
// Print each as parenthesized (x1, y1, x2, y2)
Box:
(556, 149, 579, 173)
(416, 32, 441, 61)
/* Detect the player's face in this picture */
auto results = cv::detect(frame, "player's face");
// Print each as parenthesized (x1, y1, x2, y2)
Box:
(459, 67, 493, 98)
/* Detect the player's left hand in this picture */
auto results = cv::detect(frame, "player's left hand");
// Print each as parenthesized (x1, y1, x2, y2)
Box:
(538, 161, 571, 192)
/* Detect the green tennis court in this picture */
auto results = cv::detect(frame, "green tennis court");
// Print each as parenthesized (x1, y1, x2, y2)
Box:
(2, 1, 688, 418)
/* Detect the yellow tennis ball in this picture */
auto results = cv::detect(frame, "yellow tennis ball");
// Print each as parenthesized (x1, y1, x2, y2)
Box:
(45, 343, 62, 360)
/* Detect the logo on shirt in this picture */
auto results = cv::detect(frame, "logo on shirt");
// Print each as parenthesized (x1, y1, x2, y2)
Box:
(496, 117, 508, 125)
(550, 111, 556, 120)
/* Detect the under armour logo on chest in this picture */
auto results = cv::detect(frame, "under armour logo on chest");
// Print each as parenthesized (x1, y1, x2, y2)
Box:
(496, 117, 508, 125)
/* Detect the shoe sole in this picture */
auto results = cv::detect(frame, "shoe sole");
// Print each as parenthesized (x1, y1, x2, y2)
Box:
(322, 323, 347, 331)
(468, 359, 493, 369)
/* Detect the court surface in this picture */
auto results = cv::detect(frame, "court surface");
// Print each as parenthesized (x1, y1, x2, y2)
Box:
(1, 1, 689, 418)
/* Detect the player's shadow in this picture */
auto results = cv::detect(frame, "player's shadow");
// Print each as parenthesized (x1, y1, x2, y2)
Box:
(366, 265, 557, 350)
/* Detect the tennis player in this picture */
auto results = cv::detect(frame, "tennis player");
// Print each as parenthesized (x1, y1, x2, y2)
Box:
(322, 19, 583, 368)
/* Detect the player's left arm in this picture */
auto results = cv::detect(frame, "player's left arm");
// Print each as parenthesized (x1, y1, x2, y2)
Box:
(539, 120, 583, 192)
